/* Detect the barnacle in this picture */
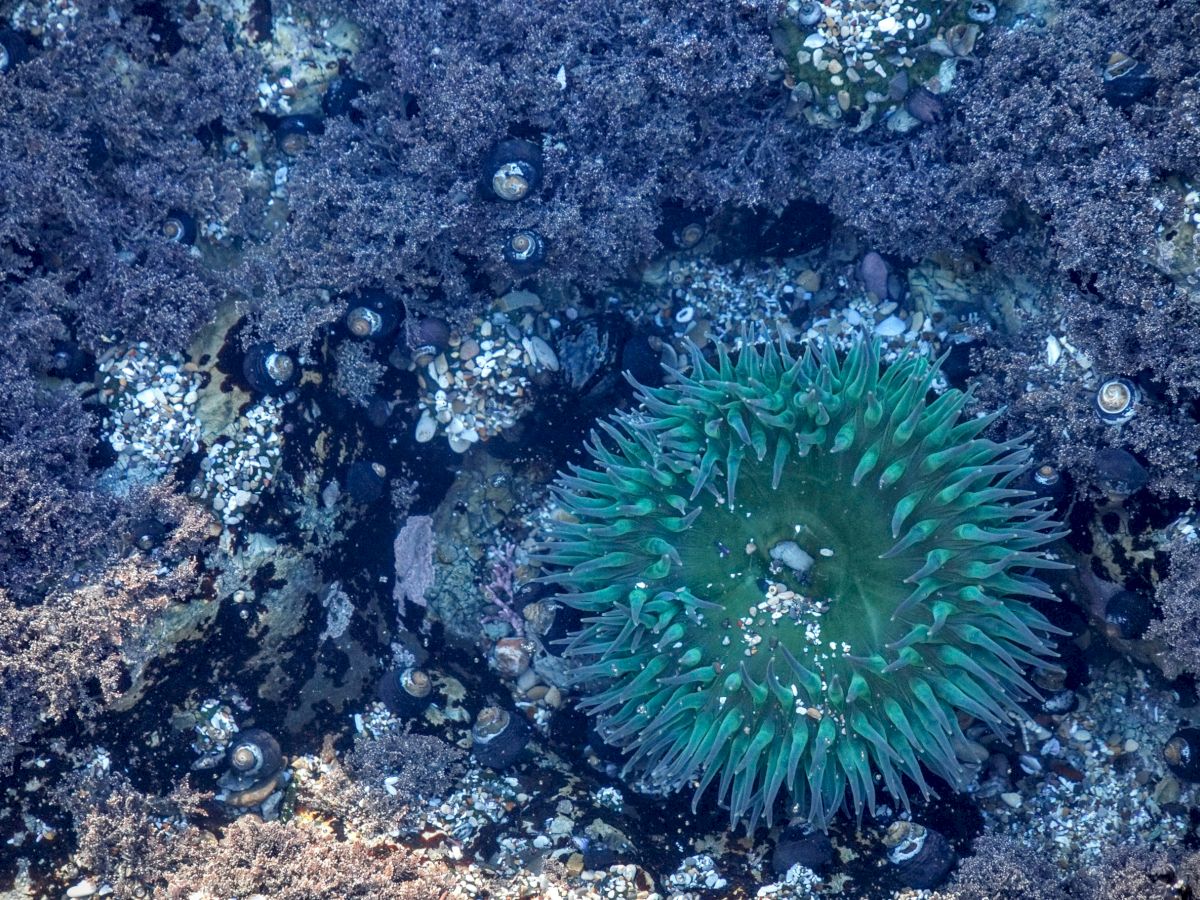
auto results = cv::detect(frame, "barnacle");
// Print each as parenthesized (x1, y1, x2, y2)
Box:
(541, 334, 1066, 829)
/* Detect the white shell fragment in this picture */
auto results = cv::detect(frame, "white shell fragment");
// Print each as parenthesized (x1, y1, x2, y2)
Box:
(415, 411, 438, 443)
(770, 540, 815, 575)
(874, 314, 906, 337)
(197, 397, 285, 527)
(526, 336, 560, 371)
(97, 345, 202, 477)
(413, 306, 560, 450)
(877, 15, 902, 34)
(1045, 334, 1063, 366)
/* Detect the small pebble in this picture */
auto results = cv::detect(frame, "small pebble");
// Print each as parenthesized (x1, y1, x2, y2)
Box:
(874, 315, 906, 337)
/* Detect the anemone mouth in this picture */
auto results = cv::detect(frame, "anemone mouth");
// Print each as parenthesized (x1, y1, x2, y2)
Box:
(540, 334, 1068, 830)
(672, 436, 920, 666)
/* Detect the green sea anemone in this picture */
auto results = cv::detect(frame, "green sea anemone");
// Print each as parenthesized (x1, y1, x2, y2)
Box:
(541, 334, 1066, 829)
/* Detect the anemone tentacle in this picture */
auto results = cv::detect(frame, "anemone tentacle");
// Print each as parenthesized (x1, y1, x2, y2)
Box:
(540, 334, 1066, 830)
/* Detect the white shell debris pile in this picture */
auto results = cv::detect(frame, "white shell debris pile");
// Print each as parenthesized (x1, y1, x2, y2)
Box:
(415, 310, 559, 453)
(665, 854, 728, 894)
(197, 396, 284, 526)
(98, 344, 201, 476)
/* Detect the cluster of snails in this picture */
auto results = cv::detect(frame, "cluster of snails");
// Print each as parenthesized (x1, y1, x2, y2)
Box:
(375, 666, 530, 771)
(485, 138, 548, 278)
(243, 291, 412, 398)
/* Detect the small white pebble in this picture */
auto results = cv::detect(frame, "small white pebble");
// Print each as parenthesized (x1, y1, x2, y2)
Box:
(874, 315, 906, 337)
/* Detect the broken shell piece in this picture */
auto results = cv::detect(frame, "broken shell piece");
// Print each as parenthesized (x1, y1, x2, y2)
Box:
(1045, 335, 1063, 366)
(526, 336, 560, 371)
(415, 411, 438, 443)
